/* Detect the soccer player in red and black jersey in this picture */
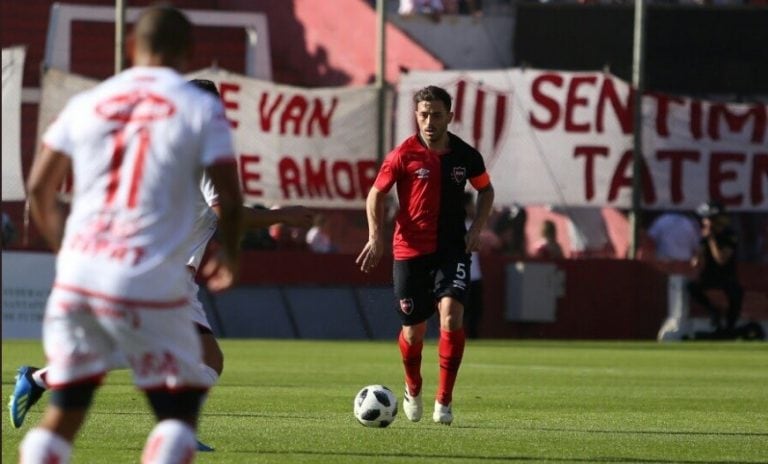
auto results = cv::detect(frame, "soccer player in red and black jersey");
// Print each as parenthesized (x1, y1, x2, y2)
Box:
(357, 85, 494, 425)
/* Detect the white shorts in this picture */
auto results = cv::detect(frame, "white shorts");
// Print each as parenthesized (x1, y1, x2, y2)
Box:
(42, 283, 213, 391)
(185, 271, 211, 331)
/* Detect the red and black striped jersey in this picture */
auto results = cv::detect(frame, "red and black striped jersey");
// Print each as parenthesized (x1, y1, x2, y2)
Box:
(374, 133, 491, 260)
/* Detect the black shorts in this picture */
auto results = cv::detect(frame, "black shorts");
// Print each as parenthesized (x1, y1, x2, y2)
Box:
(393, 251, 471, 326)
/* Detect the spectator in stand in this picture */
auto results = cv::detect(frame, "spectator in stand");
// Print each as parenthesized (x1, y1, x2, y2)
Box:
(443, 0, 459, 12)
(240, 205, 278, 251)
(533, 220, 564, 259)
(460, 0, 483, 16)
(399, 0, 444, 21)
(509, 206, 528, 257)
(269, 222, 307, 251)
(440, 0, 483, 15)
(646, 211, 701, 261)
(494, 205, 527, 258)
(633, 215, 657, 261)
(555, 207, 614, 258)
(305, 214, 336, 253)
(687, 201, 743, 335)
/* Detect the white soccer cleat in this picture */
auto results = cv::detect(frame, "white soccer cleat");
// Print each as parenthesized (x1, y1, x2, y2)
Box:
(432, 400, 453, 425)
(403, 385, 423, 422)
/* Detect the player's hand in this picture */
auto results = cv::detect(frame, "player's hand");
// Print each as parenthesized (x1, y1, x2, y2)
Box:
(280, 206, 315, 229)
(200, 251, 239, 292)
(465, 226, 481, 253)
(356, 238, 383, 273)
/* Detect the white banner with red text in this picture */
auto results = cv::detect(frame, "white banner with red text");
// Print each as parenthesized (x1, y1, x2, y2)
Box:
(397, 69, 767, 211)
(34, 68, 768, 211)
(2, 46, 26, 201)
(37, 68, 382, 208)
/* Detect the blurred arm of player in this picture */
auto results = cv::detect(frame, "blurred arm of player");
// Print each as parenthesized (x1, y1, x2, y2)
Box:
(465, 184, 495, 254)
(201, 161, 244, 292)
(209, 204, 315, 240)
(26, 146, 71, 253)
(240, 204, 314, 230)
(356, 186, 387, 274)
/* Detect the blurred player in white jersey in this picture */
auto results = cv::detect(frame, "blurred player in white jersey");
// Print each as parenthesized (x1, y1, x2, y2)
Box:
(17, 6, 244, 464)
(8, 79, 315, 453)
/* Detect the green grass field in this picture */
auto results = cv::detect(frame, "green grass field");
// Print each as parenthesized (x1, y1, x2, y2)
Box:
(2, 339, 767, 463)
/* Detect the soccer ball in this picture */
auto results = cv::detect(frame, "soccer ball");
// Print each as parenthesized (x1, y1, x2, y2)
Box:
(353, 384, 398, 428)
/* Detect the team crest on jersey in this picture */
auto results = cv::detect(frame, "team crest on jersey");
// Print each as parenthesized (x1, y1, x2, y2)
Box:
(451, 166, 467, 184)
(399, 298, 414, 315)
(415, 168, 430, 179)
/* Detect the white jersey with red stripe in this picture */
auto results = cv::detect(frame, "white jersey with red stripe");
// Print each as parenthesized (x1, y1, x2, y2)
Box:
(43, 66, 235, 303)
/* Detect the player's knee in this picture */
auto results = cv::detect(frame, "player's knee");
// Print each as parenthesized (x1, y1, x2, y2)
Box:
(50, 382, 99, 410)
(401, 323, 426, 344)
(440, 313, 463, 331)
(146, 389, 206, 422)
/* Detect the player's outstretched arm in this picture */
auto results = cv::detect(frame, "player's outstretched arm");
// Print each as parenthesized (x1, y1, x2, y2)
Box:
(210, 204, 315, 234)
(26, 146, 71, 253)
(356, 186, 387, 273)
(243, 205, 315, 230)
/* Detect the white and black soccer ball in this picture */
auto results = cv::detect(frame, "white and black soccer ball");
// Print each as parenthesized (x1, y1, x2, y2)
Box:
(353, 384, 398, 428)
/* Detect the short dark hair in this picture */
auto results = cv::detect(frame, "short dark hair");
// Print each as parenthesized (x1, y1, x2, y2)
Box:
(413, 85, 452, 111)
(190, 79, 220, 98)
(133, 5, 193, 61)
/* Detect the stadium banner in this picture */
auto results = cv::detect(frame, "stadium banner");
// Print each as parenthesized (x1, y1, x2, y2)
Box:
(2, 46, 26, 201)
(37, 68, 380, 208)
(1, 251, 56, 340)
(397, 70, 768, 211)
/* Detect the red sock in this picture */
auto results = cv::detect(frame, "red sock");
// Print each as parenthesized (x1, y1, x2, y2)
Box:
(398, 330, 423, 396)
(436, 328, 465, 405)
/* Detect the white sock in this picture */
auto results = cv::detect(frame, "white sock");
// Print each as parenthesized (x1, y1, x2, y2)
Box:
(20, 428, 72, 464)
(31, 368, 49, 389)
(141, 419, 196, 464)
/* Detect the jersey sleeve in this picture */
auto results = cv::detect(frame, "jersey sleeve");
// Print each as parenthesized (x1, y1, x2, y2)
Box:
(373, 149, 401, 193)
(199, 96, 236, 167)
(467, 149, 490, 190)
(41, 97, 80, 157)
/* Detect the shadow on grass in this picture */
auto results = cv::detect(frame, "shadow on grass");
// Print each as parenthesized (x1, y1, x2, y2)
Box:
(60, 411, 768, 440)
(226, 449, 768, 464)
